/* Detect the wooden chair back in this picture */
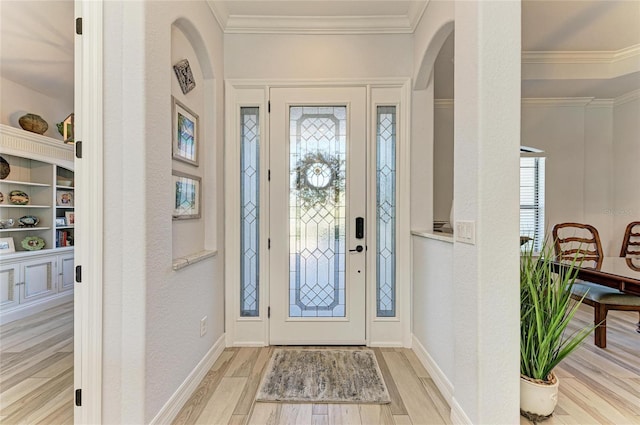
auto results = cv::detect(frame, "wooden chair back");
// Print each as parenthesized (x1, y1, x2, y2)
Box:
(620, 221, 640, 257)
(552, 222, 603, 270)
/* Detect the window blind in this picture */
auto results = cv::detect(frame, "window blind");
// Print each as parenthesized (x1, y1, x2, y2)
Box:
(520, 157, 545, 251)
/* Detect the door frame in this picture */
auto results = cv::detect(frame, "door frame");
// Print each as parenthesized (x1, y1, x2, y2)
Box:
(75, 0, 104, 423)
(224, 79, 412, 348)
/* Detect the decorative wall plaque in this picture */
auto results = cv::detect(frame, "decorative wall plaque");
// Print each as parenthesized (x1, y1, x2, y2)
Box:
(173, 59, 196, 94)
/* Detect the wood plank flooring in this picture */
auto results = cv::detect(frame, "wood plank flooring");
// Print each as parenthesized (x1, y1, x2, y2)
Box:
(0, 302, 73, 425)
(521, 307, 640, 425)
(1, 302, 639, 424)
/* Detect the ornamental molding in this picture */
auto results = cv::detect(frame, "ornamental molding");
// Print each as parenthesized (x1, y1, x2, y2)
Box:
(206, 1, 428, 34)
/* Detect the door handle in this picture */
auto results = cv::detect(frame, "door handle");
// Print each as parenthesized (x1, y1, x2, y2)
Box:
(349, 245, 364, 253)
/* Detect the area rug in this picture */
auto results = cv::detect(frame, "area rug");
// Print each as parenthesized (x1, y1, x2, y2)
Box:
(256, 348, 391, 404)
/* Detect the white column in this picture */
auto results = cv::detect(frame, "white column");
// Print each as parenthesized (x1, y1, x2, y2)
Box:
(451, 1, 521, 423)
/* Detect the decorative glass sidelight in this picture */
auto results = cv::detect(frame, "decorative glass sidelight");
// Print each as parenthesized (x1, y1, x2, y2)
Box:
(376, 106, 396, 317)
(289, 106, 347, 317)
(240, 107, 260, 317)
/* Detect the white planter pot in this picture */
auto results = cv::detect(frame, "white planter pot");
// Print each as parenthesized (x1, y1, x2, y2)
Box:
(520, 373, 559, 421)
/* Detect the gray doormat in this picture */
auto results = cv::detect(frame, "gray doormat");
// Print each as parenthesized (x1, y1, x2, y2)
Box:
(256, 349, 391, 404)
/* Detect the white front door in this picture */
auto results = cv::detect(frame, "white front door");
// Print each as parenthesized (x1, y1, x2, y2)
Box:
(269, 87, 367, 344)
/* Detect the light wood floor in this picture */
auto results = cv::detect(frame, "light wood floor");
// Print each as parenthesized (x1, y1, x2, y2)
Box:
(521, 307, 640, 425)
(0, 302, 74, 425)
(1, 302, 638, 424)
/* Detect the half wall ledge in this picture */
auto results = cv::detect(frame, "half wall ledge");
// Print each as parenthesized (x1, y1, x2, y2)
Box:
(172, 249, 217, 271)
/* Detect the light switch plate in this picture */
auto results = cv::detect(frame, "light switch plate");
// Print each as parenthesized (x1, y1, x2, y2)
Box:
(455, 220, 476, 245)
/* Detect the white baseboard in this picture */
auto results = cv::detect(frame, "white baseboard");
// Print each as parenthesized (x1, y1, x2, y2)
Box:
(150, 333, 226, 425)
(0, 292, 73, 325)
(411, 335, 453, 405)
(450, 397, 473, 425)
(368, 341, 404, 347)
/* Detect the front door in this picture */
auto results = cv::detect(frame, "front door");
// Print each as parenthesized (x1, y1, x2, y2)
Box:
(269, 87, 367, 344)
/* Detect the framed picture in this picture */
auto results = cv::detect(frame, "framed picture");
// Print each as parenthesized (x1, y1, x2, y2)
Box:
(56, 190, 74, 206)
(65, 211, 75, 225)
(0, 237, 15, 253)
(172, 97, 199, 166)
(173, 59, 196, 94)
(55, 217, 67, 226)
(172, 171, 201, 220)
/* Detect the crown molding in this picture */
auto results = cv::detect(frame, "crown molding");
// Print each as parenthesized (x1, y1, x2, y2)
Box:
(206, 0, 229, 31)
(434, 99, 454, 108)
(521, 98, 594, 107)
(614, 89, 640, 107)
(522, 44, 640, 65)
(221, 15, 415, 34)
(587, 99, 615, 108)
(206, 1, 429, 34)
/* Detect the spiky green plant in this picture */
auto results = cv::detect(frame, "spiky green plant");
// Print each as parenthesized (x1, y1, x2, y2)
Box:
(520, 240, 597, 381)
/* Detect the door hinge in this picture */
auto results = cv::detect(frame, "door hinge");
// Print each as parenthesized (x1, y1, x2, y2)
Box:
(268, 306, 271, 319)
(268, 100, 271, 113)
(75, 389, 82, 406)
(268, 169, 271, 181)
(75, 141, 82, 159)
(268, 238, 271, 249)
(75, 17, 83, 35)
(75, 265, 82, 283)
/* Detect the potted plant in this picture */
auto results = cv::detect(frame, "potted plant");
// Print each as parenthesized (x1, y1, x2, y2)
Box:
(520, 240, 597, 421)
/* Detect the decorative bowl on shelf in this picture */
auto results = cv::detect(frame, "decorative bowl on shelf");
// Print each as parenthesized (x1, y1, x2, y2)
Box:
(18, 113, 48, 135)
(0, 218, 14, 229)
(57, 179, 73, 187)
(9, 190, 29, 205)
(21, 236, 45, 251)
(0, 156, 9, 180)
(18, 215, 39, 227)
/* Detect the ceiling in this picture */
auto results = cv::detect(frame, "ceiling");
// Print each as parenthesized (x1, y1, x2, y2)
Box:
(0, 0, 638, 103)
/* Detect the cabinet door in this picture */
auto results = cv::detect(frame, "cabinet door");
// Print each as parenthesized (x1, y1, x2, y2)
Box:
(0, 264, 20, 310)
(58, 253, 74, 293)
(21, 257, 56, 303)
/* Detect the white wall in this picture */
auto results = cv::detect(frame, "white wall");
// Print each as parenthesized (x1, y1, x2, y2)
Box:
(434, 102, 454, 222)
(225, 33, 412, 79)
(521, 101, 587, 233)
(584, 102, 614, 253)
(102, 1, 225, 422)
(431, 99, 629, 255)
(613, 95, 640, 249)
(0, 77, 72, 140)
(412, 2, 521, 424)
(412, 236, 454, 381)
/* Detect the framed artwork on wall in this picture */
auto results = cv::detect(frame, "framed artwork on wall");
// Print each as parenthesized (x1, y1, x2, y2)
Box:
(0, 237, 15, 253)
(172, 97, 199, 166)
(56, 190, 74, 206)
(65, 211, 75, 225)
(172, 171, 201, 220)
(173, 59, 196, 94)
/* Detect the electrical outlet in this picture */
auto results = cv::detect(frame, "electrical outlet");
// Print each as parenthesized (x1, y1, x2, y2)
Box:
(200, 316, 207, 337)
(455, 220, 476, 245)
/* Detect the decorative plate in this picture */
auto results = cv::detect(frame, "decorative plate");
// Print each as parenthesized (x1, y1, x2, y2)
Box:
(22, 236, 45, 251)
(9, 190, 29, 205)
(18, 215, 39, 227)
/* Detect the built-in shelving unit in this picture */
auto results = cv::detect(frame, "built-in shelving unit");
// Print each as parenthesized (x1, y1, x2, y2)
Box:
(0, 124, 75, 323)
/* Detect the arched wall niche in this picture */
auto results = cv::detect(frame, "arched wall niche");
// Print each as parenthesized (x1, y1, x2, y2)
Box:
(414, 21, 454, 91)
(410, 19, 455, 232)
(172, 17, 215, 79)
(171, 17, 218, 259)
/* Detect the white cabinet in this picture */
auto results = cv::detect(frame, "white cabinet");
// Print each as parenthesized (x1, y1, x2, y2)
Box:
(0, 124, 75, 323)
(0, 263, 20, 310)
(58, 252, 74, 293)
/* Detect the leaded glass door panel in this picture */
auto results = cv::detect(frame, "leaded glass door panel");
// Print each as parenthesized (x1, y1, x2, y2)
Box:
(269, 87, 366, 344)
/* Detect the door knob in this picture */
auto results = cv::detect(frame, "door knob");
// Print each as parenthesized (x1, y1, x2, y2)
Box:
(349, 245, 364, 253)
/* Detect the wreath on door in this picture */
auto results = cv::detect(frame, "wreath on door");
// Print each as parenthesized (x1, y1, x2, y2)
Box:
(294, 152, 344, 209)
